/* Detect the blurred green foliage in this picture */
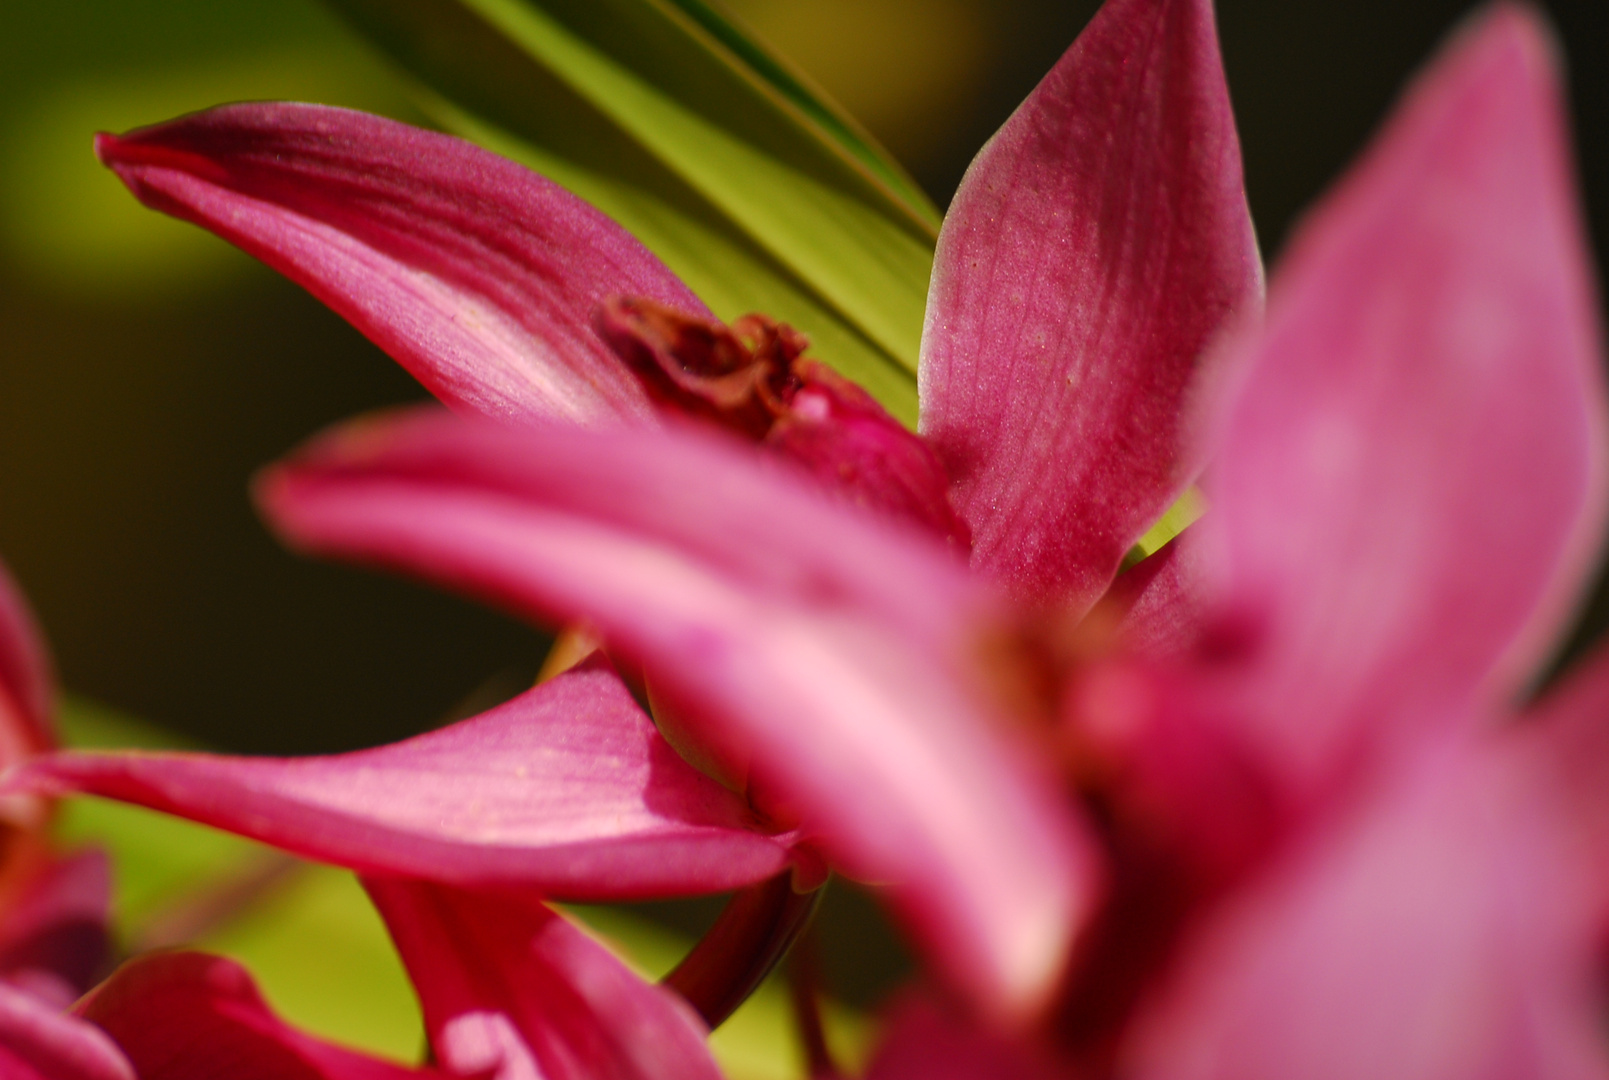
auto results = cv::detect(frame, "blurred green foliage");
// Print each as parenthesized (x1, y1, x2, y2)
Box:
(0, 1, 414, 297)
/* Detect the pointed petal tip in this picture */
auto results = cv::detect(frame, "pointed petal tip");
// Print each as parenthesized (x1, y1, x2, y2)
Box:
(367, 879, 724, 1080)
(1424, 3, 1570, 129)
(1471, 1, 1562, 65)
(1197, 0, 1605, 793)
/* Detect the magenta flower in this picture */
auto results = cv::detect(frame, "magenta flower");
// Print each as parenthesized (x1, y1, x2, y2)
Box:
(18, 0, 1607, 1075)
(28, 0, 1260, 1030)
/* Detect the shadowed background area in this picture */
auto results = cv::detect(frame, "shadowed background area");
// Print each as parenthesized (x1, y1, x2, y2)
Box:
(3, 0, 1602, 758)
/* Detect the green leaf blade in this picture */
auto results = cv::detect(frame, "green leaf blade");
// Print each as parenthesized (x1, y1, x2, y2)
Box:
(322, 0, 934, 412)
(655, 0, 941, 225)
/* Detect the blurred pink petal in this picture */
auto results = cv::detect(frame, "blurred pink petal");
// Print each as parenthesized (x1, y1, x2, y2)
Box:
(864, 995, 1068, 1080)
(0, 982, 132, 1080)
(1126, 720, 1609, 1080)
(0, 560, 54, 760)
(1525, 634, 1609, 858)
(78, 952, 439, 1079)
(1109, 535, 1209, 658)
(593, 297, 968, 542)
(365, 877, 721, 1080)
(1134, 691, 1575, 1080)
(1105, 12, 1609, 1076)
(660, 871, 823, 1027)
(0, 851, 112, 1008)
(920, 0, 1260, 609)
(768, 360, 969, 545)
(96, 103, 706, 425)
(1197, 4, 1608, 798)
(255, 409, 1098, 1020)
(17, 661, 787, 900)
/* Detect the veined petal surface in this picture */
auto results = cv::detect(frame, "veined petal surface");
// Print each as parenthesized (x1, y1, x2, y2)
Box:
(257, 410, 1099, 1021)
(1198, 6, 1609, 794)
(19, 662, 787, 899)
(79, 952, 440, 1080)
(920, 0, 1260, 610)
(96, 103, 707, 425)
(365, 877, 722, 1080)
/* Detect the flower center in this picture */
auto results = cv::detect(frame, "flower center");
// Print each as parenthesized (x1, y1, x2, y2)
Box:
(595, 296, 970, 548)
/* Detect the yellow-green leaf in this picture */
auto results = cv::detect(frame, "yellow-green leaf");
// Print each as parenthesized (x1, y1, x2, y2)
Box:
(321, 0, 931, 421)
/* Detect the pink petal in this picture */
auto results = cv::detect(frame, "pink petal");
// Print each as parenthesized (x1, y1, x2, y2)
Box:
(1125, 728, 1609, 1080)
(0, 982, 132, 1080)
(920, 0, 1261, 610)
(661, 872, 823, 1027)
(364, 877, 721, 1080)
(17, 661, 786, 899)
(1510, 638, 1609, 874)
(96, 103, 708, 425)
(0, 851, 112, 1007)
(0, 559, 54, 758)
(257, 409, 1099, 1021)
(768, 360, 970, 546)
(78, 952, 438, 1079)
(1197, 6, 1609, 794)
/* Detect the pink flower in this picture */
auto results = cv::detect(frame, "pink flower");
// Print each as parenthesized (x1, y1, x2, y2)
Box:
(34, 0, 1259, 1031)
(19, 0, 1607, 1076)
